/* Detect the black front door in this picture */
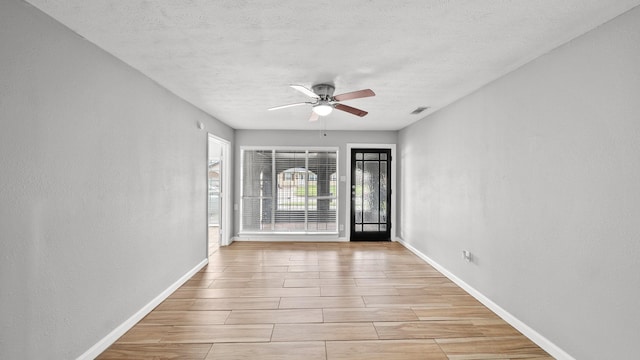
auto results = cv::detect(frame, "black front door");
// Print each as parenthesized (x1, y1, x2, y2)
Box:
(350, 149, 391, 241)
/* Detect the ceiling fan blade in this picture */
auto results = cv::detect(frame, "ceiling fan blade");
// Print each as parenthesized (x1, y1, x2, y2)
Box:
(268, 102, 311, 111)
(334, 103, 368, 117)
(309, 112, 319, 122)
(333, 89, 375, 101)
(290, 85, 320, 99)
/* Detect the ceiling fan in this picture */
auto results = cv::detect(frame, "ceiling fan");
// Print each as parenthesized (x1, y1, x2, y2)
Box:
(268, 84, 375, 122)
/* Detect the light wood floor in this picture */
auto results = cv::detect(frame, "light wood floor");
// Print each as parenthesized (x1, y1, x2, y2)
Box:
(208, 226, 220, 257)
(97, 241, 553, 359)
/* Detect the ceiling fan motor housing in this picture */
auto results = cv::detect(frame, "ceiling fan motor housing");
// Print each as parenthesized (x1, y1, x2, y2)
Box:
(312, 84, 335, 101)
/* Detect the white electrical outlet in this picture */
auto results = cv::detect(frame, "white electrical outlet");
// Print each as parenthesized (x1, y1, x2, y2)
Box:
(339, 224, 344, 231)
(462, 250, 473, 263)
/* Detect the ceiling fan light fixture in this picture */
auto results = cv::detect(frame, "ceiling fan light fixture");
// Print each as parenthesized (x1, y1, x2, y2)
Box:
(312, 104, 333, 116)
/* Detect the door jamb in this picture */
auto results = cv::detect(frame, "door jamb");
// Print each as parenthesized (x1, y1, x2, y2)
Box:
(208, 133, 232, 251)
(345, 143, 396, 242)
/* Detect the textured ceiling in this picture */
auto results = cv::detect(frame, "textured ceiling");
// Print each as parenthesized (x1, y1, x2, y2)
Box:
(24, 0, 640, 130)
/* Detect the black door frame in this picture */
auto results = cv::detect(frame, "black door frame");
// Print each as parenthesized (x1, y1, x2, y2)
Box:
(341, 143, 397, 241)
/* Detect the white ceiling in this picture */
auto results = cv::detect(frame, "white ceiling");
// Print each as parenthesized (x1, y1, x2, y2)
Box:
(25, 0, 640, 131)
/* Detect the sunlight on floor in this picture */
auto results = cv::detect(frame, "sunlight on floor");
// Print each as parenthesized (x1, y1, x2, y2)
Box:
(208, 225, 219, 256)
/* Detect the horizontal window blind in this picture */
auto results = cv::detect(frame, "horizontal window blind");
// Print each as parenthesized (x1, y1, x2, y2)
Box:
(241, 149, 338, 234)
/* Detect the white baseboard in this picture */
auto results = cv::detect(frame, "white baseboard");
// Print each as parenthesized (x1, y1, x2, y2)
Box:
(76, 258, 209, 360)
(396, 238, 575, 360)
(233, 235, 347, 242)
(221, 236, 233, 246)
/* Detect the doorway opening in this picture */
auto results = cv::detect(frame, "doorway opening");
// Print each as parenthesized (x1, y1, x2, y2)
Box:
(208, 134, 231, 257)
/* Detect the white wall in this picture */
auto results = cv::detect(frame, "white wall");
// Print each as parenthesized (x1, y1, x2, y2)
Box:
(0, 1, 233, 359)
(234, 130, 397, 238)
(398, 6, 640, 359)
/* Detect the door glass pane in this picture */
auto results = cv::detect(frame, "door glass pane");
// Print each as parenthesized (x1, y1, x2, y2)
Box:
(380, 161, 387, 223)
(364, 224, 379, 231)
(380, 153, 387, 160)
(364, 153, 379, 160)
(363, 161, 380, 223)
(355, 161, 363, 223)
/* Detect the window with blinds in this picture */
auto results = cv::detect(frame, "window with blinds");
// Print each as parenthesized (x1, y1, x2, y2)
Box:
(241, 148, 338, 234)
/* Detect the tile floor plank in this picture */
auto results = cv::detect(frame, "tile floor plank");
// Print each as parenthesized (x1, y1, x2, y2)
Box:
(412, 306, 499, 321)
(170, 287, 320, 299)
(207, 341, 326, 360)
(252, 271, 320, 279)
(96, 343, 212, 360)
(323, 307, 419, 323)
(272, 322, 379, 341)
(139, 310, 230, 325)
(396, 285, 467, 296)
(208, 279, 285, 288)
(363, 295, 452, 307)
(160, 324, 274, 343)
(279, 296, 366, 309)
(225, 309, 323, 324)
(117, 325, 172, 344)
(223, 265, 289, 272)
(326, 339, 448, 360)
(180, 278, 215, 288)
(319, 271, 387, 278)
(321, 286, 399, 296)
(283, 278, 356, 287)
(436, 335, 552, 359)
(154, 298, 280, 311)
(374, 321, 486, 339)
(357, 277, 454, 287)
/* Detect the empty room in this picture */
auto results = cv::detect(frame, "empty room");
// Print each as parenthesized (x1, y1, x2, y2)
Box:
(2, 1, 640, 359)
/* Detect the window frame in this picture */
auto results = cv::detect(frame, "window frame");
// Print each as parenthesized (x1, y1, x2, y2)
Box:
(240, 146, 339, 235)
